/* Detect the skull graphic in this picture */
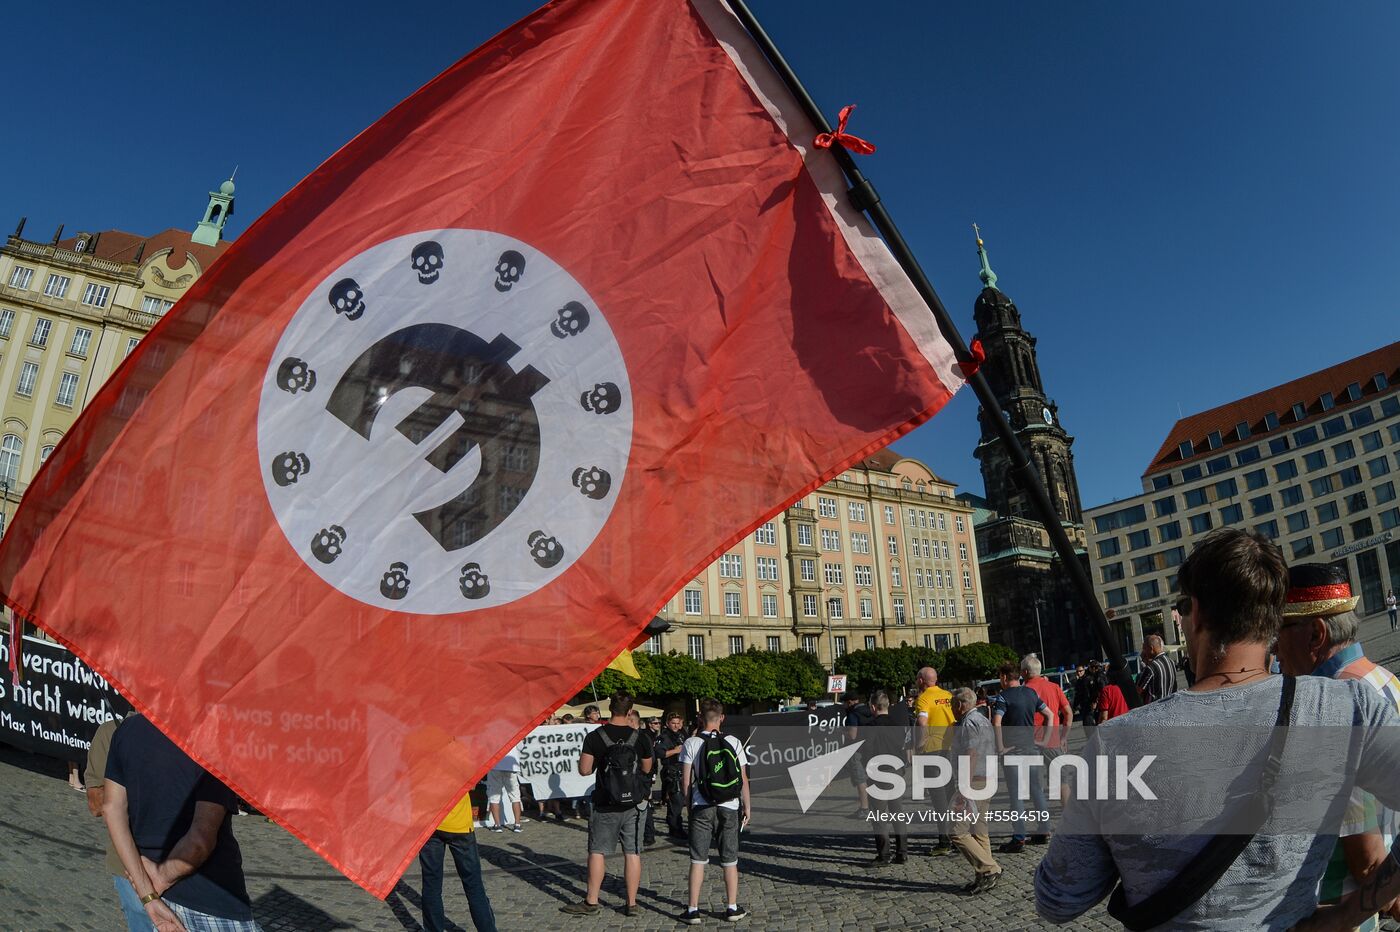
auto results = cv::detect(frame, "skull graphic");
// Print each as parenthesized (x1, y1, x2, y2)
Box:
(379, 562, 411, 600)
(328, 278, 366, 320)
(310, 525, 347, 564)
(459, 563, 491, 600)
(580, 382, 622, 414)
(271, 451, 311, 488)
(550, 301, 591, 339)
(494, 250, 525, 292)
(276, 357, 317, 394)
(571, 465, 611, 501)
(411, 241, 444, 285)
(527, 530, 564, 569)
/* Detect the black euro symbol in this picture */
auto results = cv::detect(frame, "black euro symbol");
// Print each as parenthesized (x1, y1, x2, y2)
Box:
(325, 323, 549, 551)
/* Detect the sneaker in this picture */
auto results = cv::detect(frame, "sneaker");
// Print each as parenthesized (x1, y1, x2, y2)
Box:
(997, 839, 1025, 854)
(561, 902, 601, 916)
(973, 872, 1002, 894)
(892, 852, 907, 865)
(519, 817, 531, 823)
(1028, 834, 1050, 845)
(960, 879, 980, 894)
(725, 905, 748, 922)
(510, 823, 524, 833)
(679, 908, 702, 925)
(488, 824, 504, 832)
(866, 856, 892, 869)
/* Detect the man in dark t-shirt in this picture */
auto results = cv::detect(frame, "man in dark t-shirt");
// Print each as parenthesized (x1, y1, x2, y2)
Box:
(103, 715, 259, 930)
(562, 692, 653, 917)
(863, 690, 909, 866)
(990, 662, 1054, 853)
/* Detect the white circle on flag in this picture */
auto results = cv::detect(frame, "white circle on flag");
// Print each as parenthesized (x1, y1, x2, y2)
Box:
(258, 229, 632, 614)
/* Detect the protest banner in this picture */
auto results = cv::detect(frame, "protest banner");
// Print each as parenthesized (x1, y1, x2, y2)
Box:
(0, 634, 132, 759)
(511, 724, 597, 800)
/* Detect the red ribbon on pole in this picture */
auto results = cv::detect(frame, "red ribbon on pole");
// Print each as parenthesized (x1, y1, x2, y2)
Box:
(814, 104, 876, 155)
(957, 337, 986, 379)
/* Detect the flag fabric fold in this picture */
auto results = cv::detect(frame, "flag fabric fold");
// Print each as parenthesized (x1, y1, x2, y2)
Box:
(0, 0, 960, 895)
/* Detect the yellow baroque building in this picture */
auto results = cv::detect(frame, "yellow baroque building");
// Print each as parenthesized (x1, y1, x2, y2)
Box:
(0, 180, 234, 529)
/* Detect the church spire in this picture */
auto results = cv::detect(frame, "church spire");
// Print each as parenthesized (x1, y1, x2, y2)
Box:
(192, 173, 236, 247)
(973, 222, 998, 291)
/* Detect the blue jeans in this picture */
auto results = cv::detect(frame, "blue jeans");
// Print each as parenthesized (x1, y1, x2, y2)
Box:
(114, 876, 155, 931)
(1003, 751, 1049, 841)
(419, 831, 497, 932)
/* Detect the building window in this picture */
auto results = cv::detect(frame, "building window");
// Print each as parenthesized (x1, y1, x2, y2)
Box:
(30, 318, 51, 347)
(827, 597, 844, 619)
(0, 309, 13, 339)
(1235, 446, 1261, 465)
(1370, 456, 1392, 479)
(43, 274, 70, 299)
(719, 554, 743, 578)
(1189, 512, 1213, 534)
(1275, 460, 1299, 482)
(860, 598, 872, 620)
(762, 594, 778, 618)
(958, 542, 968, 561)
(755, 521, 776, 545)
(1350, 407, 1376, 429)
(1286, 511, 1309, 534)
(1127, 529, 1151, 550)
(936, 513, 946, 531)
(919, 511, 928, 528)
(16, 361, 38, 397)
(962, 569, 972, 588)
(1178, 440, 1194, 459)
(1362, 431, 1384, 453)
(848, 502, 866, 522)
(1310, 476, 1335, 497)
(1219, 503, 1244, 524)
(1184, 488, 1209, 509)
(1332, 441, 1356, 463)
(40, 444, 54, 463)
(646, 633, 663, 654)
(1380, 508, 1400, 530)
(918, 598, 928, 618)
(1097, 538, 1121, 558)
(797, 524, 812, 547)
(853, 564, 872, 587)
(1094, 504, 1147, 533)
(864, 635, 877, 650)
(800, 558, 815, 582)
(768, 636, 782, 652)
(908, 508, 918, 527)
(893, 597, 905, 625)
(141, 296, 174, 317)
(1378, 482, 1397, 504)
(1136, 580, 1159, 601)
(833, 636, 847, 659)
(818, 496, 838, 517)
(688, 635, 705, 661)
(1152, 474, 1174, 490)
(81, 283, 111, 308)
(891, 565, 902, 587)
(851, 532, 870, 554)
(0, 435, 21, 483)
(1346, 491, 1369, 515)
(1304, 450, 1328, 472)
(1249, 494, 1274, 517)
(884, 505, 895, 524)
(956, 515, 965, 532)
(724, 591, 741, 616)
(801, 634, 818, 654)
(8, 266, 34, 290)
(1207, 455, 1231, 475)
(125, 336, 140, 356)
(1102, 562, 1125, 583)
(729, 635, 744, 656)
(820, 529, 841, 551)
(1154, 496, 1177, 517)
(803, 594, 818, 617)
(55, 371, 79, 407)
(1157, 521, 1181, 542)
(756, 556, 779, 580)
(1320, 527, 1344, 550)
(1316, 501, 1339, 523)
(823, 563, 844, 585)
(966, 599, 976, 621)
(684, 589, 702, 614)
(1322, 416, 1346, 438)
(1291, 538, 1315, 559)
(69, 327, 93, 357)
(1254, 520, 1279, 540)
(1106, 587, 1128, 608)
(886, 535, 898, 556)
(1280, 485, 1304, 507)
(1320, 391, 1335, 411)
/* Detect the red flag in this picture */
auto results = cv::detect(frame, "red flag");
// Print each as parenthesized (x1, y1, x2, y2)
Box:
(0, 0, 961, 895)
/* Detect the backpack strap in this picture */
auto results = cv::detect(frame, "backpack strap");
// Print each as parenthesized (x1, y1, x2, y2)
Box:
(598, 730, 614, 749)
(1106, 676, 1296, 931)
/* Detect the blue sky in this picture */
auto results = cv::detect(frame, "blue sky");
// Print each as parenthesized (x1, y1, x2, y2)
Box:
(6, 1, 1396, 507)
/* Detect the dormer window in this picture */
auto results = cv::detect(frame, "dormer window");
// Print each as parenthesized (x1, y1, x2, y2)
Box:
(1235, 421, 1250, 440)
(1264, 411, 1280, 431)
(1373, 372, 1389, 391)
(1178, 440, 1194, 460)
(1207, 430, 1223, 450)
(1345, 381, 1361, 402)
(1320, 391, 1334, 411)
(1291, 403, 1307, 421)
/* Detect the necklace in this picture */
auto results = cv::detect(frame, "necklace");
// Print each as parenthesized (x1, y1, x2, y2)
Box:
(1195, 667, 1268, 685)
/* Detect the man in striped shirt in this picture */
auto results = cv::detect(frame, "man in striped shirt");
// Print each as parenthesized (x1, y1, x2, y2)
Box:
(1276, 562, 1400, 930)
(1135, 634, 1178, 703)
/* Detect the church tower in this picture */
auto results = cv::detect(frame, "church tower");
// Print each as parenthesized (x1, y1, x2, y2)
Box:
(192, 174, 236, 247)
(971, 227, 1083, 526)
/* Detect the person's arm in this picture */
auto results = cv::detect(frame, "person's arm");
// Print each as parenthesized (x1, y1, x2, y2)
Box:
(679, 741, 693, 802)
(102, 780, 186, 932)
(140, 801, 227, 895)
(1039, 700, 1056, 730)
(1057, 695, 1072, 744)
(640, 736, 653, 775)
(578, 750, 595, 777)
(992, 711, 1006, 754)
(86, 785, 105, 818)
(915, 710, 929, 752)
(738, 742, 751, 826)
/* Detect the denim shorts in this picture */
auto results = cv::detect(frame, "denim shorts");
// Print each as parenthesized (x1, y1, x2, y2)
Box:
(587, 805, 644, 856)
(688, 804, 740, 867)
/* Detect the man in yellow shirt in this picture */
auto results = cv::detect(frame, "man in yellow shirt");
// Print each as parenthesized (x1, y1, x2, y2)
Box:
(418, 792, 497, 931)
(913, 666, 957, 853)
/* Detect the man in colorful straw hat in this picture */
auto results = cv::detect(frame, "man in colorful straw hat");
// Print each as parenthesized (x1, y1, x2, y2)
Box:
(1276, 563, 1400, 929)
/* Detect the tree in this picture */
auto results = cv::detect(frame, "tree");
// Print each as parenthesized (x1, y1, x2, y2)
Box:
(708, 650, 782, 706)
(939, 642, 1019, 687)
(834, 645, 942, 695)
(766, 649, 826, 700)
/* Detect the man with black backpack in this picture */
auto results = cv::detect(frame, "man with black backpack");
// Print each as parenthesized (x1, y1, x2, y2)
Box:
(560, 692, 653, 918)
(679, 698, 750, 924)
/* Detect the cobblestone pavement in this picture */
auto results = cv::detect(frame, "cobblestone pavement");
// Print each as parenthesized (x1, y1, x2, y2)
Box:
(7, 611, 1400, 931)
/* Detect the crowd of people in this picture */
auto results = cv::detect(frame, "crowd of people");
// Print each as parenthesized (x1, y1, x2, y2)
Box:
(70, 527, 1400, 930)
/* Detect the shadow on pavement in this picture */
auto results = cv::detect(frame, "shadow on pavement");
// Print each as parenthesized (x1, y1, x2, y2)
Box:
(252, 884, 355, 930)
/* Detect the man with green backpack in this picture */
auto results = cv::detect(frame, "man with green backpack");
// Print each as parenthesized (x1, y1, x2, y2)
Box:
(680, 698, 751, 923)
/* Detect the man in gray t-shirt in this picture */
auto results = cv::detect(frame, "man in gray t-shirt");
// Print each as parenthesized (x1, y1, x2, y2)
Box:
(1034, 529, 1400, 930)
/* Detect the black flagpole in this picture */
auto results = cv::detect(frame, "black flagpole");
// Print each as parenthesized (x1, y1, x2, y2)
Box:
(726, 0, 1141, 707)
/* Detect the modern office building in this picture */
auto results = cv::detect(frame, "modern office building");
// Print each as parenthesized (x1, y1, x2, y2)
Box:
(1086, 341, 1400, 651)
(646, 451, 990, 668)
(0, 179, 236, 532)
